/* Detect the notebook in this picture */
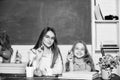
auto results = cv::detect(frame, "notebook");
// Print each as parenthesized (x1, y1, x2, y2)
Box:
(59, 71, 99, 80)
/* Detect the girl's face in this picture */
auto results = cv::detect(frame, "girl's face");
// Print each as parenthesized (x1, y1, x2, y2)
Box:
(74, 43, 85, 58)
(42, 30, 55, 48)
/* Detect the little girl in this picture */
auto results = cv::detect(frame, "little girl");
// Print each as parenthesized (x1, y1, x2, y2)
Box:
(66, 40, 95, 72)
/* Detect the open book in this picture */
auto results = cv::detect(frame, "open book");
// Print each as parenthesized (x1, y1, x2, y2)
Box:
(59, 71, 99, 80)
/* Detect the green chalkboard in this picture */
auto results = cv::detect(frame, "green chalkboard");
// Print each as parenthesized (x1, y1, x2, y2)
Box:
(0, 0, 91, 45)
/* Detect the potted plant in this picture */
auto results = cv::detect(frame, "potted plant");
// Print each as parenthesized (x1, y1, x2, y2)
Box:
(97, 54, 120, 79)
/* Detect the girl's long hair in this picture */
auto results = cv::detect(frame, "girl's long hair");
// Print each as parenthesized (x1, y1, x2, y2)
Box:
(71, 40, 95, 71)
(33, 27, 63, 68)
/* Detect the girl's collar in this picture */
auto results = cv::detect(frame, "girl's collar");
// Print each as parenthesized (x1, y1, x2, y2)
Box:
(73, 57, 84, 64)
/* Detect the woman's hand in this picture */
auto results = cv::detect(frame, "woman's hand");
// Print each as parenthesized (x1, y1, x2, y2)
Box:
(34, 66, 52, 76)
(36, 46, 44, 62)
(42, 67, 53, 76)
(39, 65, 53, 76)
(34, 68, 42, 76)
(29, 46, 44, 64)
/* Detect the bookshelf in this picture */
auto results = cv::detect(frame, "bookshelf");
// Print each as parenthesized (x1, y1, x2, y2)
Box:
(91, 0, 120, 74)
(92, 0, 120, 53)
(95, 20, 119, 23)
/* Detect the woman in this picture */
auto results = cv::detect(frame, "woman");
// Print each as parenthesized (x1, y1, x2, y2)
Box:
(0, 31, 13, 63)
(66, 40, 95, 72)
(28, 27, 63, 76)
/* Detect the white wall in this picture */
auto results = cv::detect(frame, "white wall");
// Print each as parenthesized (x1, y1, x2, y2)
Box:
(0, 45, 93, 71)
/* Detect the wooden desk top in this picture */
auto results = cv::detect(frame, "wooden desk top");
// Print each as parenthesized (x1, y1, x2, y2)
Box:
(0, 73, 120, 80)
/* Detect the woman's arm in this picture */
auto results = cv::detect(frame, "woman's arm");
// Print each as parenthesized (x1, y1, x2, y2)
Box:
(51, 55, 63, 75)
(28, 49, 36, 64)
(28, 48, 44, 71)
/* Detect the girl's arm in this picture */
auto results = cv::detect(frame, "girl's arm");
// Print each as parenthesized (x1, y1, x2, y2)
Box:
(69, 61, 74, 71)
(66, 52, 74, 71)
(85, 63, 92, 71)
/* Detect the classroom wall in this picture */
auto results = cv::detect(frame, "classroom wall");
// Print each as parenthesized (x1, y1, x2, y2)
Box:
(0, 0, 119, 73)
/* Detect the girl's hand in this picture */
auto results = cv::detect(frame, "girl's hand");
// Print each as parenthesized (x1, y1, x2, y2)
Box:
(67, 51, 73, 62)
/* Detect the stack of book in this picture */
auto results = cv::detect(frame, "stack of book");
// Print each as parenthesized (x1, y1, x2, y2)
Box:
(0, 63, 27, 74)
(59, 71, 99, 80)
(101, 44, 119, 52)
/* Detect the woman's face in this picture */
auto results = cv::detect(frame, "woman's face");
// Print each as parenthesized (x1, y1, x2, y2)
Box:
(74, 43, 85, 58)
(42, 30, 55, 48)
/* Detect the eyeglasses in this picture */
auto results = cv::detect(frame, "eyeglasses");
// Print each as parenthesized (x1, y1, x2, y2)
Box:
(75, 47, 85, 51)
(44, 35, 55, 40)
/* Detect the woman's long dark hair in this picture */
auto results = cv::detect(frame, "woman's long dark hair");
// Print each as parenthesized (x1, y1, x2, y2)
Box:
(70, 40, 95, 71)
(33, 27, 63, 68)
